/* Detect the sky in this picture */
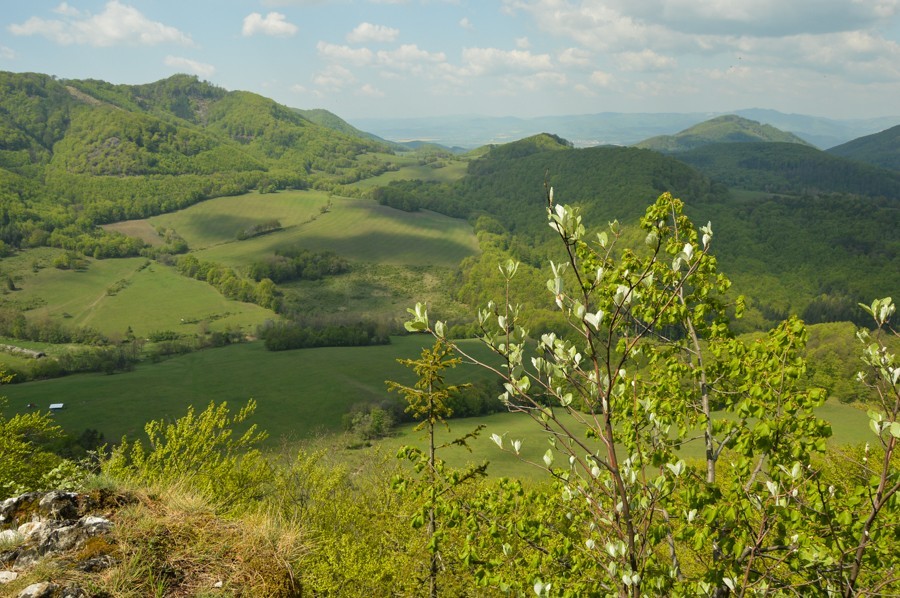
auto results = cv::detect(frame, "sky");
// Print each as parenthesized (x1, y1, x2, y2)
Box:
(1, 0, 899, 121)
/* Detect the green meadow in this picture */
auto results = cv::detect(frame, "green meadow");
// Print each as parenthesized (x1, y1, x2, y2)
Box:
(4, 190, 481, 341)
(0, 248, 274, 338)
(146, 190, 479, 269)
(379, 396, 873, 480)
(1, 334, 872, 479)
(0, 335, 495, 442)
(350, 155, 470, 190)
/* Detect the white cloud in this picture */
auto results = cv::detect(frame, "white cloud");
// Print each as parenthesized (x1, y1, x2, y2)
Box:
(313, 64, 356, 90)
(558, 47, 592, 67)
(242, 12, 298, 37)
(506, 0, 900, 40)
(317, 41, 375, 66)
(459, 17, 474, 30)
(476, 70, 568, 98)
(590, 70, 614, 87)
(262, 0, 331, 5)
(358, 83, 385, 97)
(501, 0, 900, 103)
(52, 2, 81, 17)
(612, 0, 900, 36)
(377, 44, 446, 72)
(0, 46, 15, 60)
(616, 49, 676, 72)
(347, 22, 399, 43)
(9, 1, 192, 47)
(519, 71, 567, 90)
(516, 37, 531, 49)
(462, 47, 554, 76)
(164, 55, 215, 78)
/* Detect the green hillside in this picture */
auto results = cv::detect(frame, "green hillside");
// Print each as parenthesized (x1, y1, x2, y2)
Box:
(294, 107, 402, 149)
(827, 123, 900, 171)
(376, 134, 897, 328)
(635, 114, 812, 152)
(0, 71, 394, 256)
(676, 141, 900, 197)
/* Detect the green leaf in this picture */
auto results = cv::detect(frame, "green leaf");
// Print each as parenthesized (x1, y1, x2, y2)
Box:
(543, 449, 554, 468)
(584, 311, 604, 330)
(891, 421, 900, 438)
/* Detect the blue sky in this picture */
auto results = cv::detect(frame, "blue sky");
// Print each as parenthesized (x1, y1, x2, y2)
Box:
(2, 1, 899, 121)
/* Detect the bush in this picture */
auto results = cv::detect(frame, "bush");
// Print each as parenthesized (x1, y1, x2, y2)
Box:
(104, 400, 271, 512)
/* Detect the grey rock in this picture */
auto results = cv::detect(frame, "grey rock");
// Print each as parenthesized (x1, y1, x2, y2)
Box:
(59, 585, 87, 597)
(38, 492, 78, 521)
(0, 493, 41, 527)
(17, 581, 58, 598)
(0, 570, 19, 583)
(77, 554, 116, 572)
(17, 521, 42, 539)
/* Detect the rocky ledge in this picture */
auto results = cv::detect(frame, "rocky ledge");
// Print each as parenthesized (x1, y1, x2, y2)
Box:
(0, 490, 136, 598)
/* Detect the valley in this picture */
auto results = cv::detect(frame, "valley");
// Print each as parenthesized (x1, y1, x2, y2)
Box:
(0, 70, 898, 596)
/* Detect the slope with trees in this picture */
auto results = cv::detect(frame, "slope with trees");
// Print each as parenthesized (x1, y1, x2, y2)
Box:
(0, 71, 397, 258)
(378, 134, 897, 329)
(676, 141, 900, 197)
(635, 114, 813, 153)
(827, 123, 900, 171)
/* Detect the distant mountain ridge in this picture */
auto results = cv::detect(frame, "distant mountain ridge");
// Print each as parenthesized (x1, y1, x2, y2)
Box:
(351, 110, 899, 150)
(827, 124, 900, 171)
(634, 115, 812, 152)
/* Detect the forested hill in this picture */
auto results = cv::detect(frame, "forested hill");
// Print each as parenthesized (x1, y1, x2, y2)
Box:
(0, 71, 391, 255)
(675, 142, 900, 197)
(634, 115, 812, 153)
(375, 134, 719, 238)
(293, 107, 402, 149)
(827, 124, 900, 171)
(376, 133, 898, 328)
(463, 136, 717, 235)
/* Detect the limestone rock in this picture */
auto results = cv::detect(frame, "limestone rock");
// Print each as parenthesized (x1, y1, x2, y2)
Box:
(38, 492, 79, 521)
(16, 581, 58, 598)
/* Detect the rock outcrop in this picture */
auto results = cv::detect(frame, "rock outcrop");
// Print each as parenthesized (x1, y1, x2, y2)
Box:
(0, 490, 135, 598)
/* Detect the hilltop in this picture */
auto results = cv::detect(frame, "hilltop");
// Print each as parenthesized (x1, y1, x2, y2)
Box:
(0, 71, 896, 377)
(634, 115, 811, 153)
(827, 123, 900, 171)
(676, 141, 900, 197)
(375, 132, 898, 329)
(352, 110, 899, 149)
(0, 71, 394, 254)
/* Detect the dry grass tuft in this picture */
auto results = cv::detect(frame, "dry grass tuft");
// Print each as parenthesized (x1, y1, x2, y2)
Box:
(8, 484, 308, 597)
(99, 485, 307, 597)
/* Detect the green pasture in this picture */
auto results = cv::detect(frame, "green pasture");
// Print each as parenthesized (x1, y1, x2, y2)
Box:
(275, 262, 471, 322)
(148, 191, 480, 269)
(1, 334, 874, 479)
(149, 190, 331, 250)
(0, 336, 496, 443)
(0, 249, 275, 338)
(377, 397, 873, 480)
(351, 159, 469, 190)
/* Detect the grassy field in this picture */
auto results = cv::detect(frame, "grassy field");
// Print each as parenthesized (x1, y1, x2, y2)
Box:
(375, 396, 874, 480)
(4, 189, 481, 340)
(0, 249, 275, 338)
(145, 190, 479, 269)
(0, 335, 496, 442)
(350, 156, 470, 190)
(1, 334, 874, 480)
